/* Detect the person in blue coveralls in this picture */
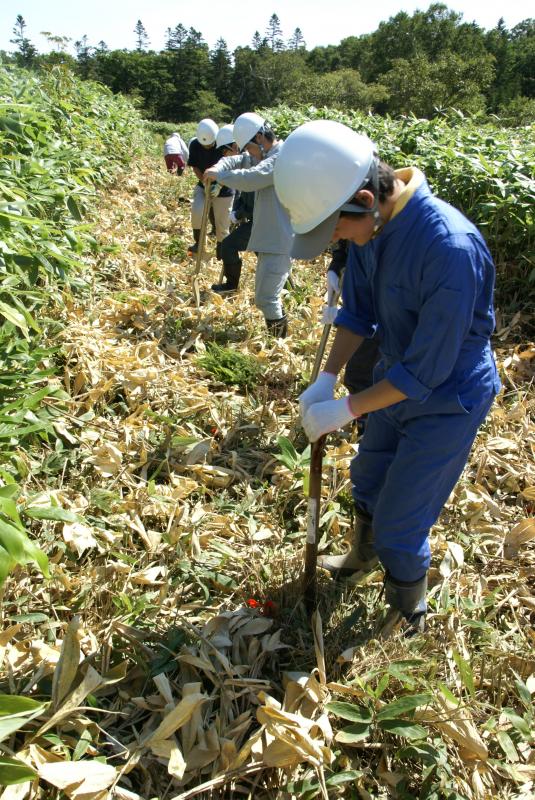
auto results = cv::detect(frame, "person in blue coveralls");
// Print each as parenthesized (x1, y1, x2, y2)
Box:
(274, 120, 501, 635)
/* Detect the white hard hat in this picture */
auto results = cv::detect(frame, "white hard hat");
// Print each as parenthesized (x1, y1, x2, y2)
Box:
(274, 120, 377, 259)
(196, 118, 219, 146)
(233, 112, 266, 151)
(216, 124, 235, 149)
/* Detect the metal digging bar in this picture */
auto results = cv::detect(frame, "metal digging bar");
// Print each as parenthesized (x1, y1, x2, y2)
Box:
(303, 272, 344, 616)
(192, 178, 213, 308)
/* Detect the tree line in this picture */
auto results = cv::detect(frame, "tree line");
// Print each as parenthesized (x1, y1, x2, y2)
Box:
(5, 5, 535, 123)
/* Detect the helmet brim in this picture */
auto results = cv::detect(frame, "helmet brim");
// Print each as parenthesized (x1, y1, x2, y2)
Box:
(291, 209, 340, 260)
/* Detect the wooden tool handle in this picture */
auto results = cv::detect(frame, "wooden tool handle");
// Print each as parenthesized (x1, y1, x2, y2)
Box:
(303, 435, 326, 615)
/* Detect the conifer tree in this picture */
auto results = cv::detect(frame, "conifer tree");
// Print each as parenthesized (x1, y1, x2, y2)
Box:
(266, 14, 284, 51)
(133, 20, 149, 51)
(166, 23, 188, 50)
(10, 15, 38, 65)
(288, 27, 306, 50)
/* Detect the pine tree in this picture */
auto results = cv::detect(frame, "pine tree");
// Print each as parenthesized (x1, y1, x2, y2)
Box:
(187, 28, 204, 47)
(266, 14, 284, 51)
(288, 27, 306, 51)
(74, 34, 92, 78)
(166, 23, 188, 50)
(210, 38, 233, 105)
(252, 31, 264, 50)
(133, 19, 149, 51)
(10, 15, 38, 65)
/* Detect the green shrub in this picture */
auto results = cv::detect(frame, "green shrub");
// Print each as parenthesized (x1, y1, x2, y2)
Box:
(197, 343, 264, 391)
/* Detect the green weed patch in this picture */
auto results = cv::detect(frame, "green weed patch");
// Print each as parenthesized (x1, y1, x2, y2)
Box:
(198, 342, 265, 391)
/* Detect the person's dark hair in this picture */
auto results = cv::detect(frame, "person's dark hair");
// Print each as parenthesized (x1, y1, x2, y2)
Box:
(258, 122, 275, 143)
(363, 160, 396, 204)
(342, 159, 396, 212)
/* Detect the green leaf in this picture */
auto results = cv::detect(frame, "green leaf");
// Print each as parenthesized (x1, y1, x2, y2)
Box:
(0, 518, 31, 563)
(378, 718, 428, 740)
(501, 709, 532, 740)
(0, 518, 49, 579)
(0, 495, 22, 525)
(376, 693, 433, 721)
(0, 548, 15, 585)
(387, 662, 417, 688)
(0, 486, 19, 499)
(0, 756, 37, 785)
(67, 195, 82, 220)
(513, 675, 532, 709)
(0, 301, 29, 338)
(374, 673, 390, 698)
(24, 506, 80, 523)
(496, 730, 519, 762)
(0, 695, 47, 716)
(438, 682, 459, 705)
(398, 742, 443, 765)
(275, 436, 299, 469)
(8, 613, 50, 623)
(452, 649, 475, 698)
(335, 722, 372, 743)
(326, 702, 372, 723)
(0, 695, 48, 742)
(325, 770, 363, 786)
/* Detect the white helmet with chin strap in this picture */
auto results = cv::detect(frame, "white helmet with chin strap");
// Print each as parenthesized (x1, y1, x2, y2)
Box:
(233, 112, 267, 151)
(273, 120, 379, 259)
(196, 118, 219, 146)
(216, 124, 235, 149)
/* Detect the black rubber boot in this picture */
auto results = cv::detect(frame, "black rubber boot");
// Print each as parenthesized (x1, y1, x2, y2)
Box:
(318, 506, 378, 580)
(211, 261, 242, 294)
(382, 572, 428, 637)
(188, 229, 200, 255)
(266, 315, 288, 338)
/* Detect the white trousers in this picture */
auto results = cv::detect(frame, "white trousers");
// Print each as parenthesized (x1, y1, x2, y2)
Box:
(191, 184, 233, 243)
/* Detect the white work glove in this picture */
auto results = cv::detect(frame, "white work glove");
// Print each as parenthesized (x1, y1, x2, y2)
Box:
(230, 210, 238, 225)
(327, 270, 340, 305)
(210, 182, 222, 198)
(303, 397, 358, 443)
(299, 371, 337, 419)
(321, 305, 339, 325)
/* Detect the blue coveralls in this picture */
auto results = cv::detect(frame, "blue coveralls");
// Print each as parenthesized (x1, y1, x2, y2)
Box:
(335, 173, 501, 583)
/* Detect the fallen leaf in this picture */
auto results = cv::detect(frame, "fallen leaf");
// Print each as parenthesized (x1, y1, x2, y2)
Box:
(38, 760, 116, 799)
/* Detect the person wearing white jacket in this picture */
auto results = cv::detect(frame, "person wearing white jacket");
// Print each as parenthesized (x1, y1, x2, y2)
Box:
(163, 132, 189, 175)
(203, 113, 293, 338)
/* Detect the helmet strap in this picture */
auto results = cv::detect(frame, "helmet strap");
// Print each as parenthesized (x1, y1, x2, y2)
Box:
(339, 156, 384, 233)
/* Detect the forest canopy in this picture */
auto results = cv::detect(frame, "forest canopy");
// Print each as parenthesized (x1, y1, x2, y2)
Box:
(3, 4, 535, 123)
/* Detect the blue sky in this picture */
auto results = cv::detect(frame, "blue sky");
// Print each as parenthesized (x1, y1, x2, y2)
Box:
(1, 0, 532, 54)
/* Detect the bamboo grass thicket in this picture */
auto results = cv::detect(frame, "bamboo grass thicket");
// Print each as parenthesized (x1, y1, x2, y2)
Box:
(0, 64, 149, 582)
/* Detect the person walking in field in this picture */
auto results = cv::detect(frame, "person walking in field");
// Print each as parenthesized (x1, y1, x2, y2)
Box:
(274, 120, 501, 635)
(187, 118, 233, 259)
(210, 125, 255, 295)
(203, 113, 293, 338)
(163, 131, 189, 175)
